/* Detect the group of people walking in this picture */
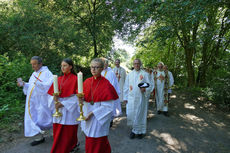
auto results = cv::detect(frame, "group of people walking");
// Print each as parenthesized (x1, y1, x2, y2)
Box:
(17, 56, 174, 153)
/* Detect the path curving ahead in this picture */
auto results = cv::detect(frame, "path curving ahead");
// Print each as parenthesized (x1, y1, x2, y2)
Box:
(1, 90, 230, 153)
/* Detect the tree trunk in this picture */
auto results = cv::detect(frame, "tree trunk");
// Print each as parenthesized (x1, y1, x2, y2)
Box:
(93, 37, 98, 57)
(196, 64, 207, 87)
(185, 48, 195, 87)
(92, 0, 98, 58)
(197, 40, 209, 87)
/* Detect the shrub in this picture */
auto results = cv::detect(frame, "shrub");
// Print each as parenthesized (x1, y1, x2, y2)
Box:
(0, 54, 32, 129)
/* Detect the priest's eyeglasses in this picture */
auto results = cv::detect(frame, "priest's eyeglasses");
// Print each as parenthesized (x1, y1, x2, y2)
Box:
(90, 66, 102, 70)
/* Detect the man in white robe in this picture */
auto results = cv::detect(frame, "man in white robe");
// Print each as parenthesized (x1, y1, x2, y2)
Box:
(144, 68, 155, 111)
(123, 59, 152, 139)
(164, 65, 174, 103)
(17, 56, 53, 146)
(101, 58, 121, 127)
(154, 62, 174, 117)
(112, 59, 126, 102)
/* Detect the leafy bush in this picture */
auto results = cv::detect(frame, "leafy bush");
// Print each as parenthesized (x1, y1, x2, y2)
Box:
(203, 57, 230, 110)
(0, 54, 32, 129)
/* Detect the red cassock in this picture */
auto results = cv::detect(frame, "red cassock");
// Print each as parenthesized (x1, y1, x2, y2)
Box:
(83, 75, 118, 153)
(48, 73, 78, 153)
(85, 136, 111, 153)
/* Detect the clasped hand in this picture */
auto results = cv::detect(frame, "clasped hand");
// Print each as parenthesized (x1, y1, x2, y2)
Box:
(54, 95, 64, 109)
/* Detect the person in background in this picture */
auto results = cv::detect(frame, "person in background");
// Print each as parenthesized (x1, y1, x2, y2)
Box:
(144, 68, 155, 111)
(101, 58, 121, 127)
(113, 59, 126, 102)
(153, 62, 173, 117)
(163, 65, 174, 103)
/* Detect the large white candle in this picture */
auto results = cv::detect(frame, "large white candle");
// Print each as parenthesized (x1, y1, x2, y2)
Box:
(53, 75, 59, 93)
(77, 71, 83, 93)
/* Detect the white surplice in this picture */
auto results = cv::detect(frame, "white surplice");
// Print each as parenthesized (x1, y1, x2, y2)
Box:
(145, 71, 155, 110)
(155, 70, 174, 112)
(81, 101, 113, 138)
(23, 66, 53, 137)
(48, 95, 80, 125)
(101, 67, 121, 117)
(112, 66, 126, 101)
(168, 71, 174, 94)
(123, 69, 151, 134)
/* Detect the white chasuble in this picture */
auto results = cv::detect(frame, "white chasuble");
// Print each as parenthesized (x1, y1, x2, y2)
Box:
(168, 71, 174, 94)
(112, 66, 126, 101)
(123, 69, 151, 134)
(155, 70, 173, 111)
(101, 67, 121, 117)
(23, 66, 53, 137)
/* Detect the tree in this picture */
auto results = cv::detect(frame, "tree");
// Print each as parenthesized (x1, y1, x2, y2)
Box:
(124, 0, 230, 87)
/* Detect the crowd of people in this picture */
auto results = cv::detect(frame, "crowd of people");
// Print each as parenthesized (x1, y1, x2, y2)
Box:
(17, 56, 174, 153)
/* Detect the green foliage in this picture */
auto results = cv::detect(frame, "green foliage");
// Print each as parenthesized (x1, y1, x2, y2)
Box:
(109, 48, 129, 64)
(0, 54, 32, 129)
(204, 54, 230, 110)
(123, 0, 230, 87)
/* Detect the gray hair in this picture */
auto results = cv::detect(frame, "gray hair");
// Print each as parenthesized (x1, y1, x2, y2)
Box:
(115, 59, 120, 63)
(133, 58, 142, 65)
(158, 62, 164, 66)
(101, 57, 108, 65)
(31, 56, 43, 64)
(91, 58, 104, 68)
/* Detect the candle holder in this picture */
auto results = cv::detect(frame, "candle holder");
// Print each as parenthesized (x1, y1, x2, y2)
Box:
(53, 92, 62, 117)
(76, 93, 86, 121)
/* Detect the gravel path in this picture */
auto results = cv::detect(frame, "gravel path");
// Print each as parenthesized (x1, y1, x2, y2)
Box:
(1, 90, 230, 153)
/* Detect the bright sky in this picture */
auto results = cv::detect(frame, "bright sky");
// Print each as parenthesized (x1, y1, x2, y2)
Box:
(113, 36, 136, 57)
(112, 36, 136, 71)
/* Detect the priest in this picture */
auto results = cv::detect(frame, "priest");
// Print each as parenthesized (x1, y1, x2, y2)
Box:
(153, 62, 174, 117)
(112, 59, 126, 102)
(17, 56, 53, 146)
(164, 65, 174, 107)
(101, 58, 121, 127)
(123, 59, 152, 139)
(79, 58, 119, 153)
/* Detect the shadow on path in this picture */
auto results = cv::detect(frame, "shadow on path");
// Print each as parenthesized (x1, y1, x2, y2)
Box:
(1, 90, 230, 153)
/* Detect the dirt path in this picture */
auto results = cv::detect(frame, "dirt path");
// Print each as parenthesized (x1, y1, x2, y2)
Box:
(1, 90, 230, 153)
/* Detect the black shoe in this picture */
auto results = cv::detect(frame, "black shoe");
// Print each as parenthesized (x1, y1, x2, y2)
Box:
(137, 134, 144, 139)
(163, 111, 169, 117)
(157, 111, 161, 114)
(70, 142, 80, 153)
(30, 138, 45, 146)
(129, 132, 135, 139)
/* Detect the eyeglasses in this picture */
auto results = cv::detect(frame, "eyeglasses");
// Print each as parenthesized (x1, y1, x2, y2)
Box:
(90, 66, 102, 70)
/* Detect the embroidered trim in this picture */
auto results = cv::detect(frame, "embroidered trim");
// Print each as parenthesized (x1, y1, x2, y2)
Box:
(153, 70, 169, 104)
(28, 71, 42, 119)
(104, 70, 108, 77)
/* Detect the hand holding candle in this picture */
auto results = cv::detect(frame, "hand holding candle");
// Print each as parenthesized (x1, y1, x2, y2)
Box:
(77, 71, 83, 93)
(76, 71, 85, 121)
(53, 75, 59, 93)
(52, 75, 62, 117)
